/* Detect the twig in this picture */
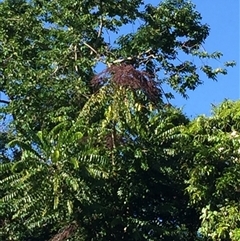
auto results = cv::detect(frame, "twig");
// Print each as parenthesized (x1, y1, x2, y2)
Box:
(97, 16, 103, 38)
(74, 44, 78, 72)
(83, 42, 99, 56)
(51, 65, 59, 76)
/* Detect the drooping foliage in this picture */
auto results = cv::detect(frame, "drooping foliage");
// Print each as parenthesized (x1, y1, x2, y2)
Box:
(0, 0, 236, 240)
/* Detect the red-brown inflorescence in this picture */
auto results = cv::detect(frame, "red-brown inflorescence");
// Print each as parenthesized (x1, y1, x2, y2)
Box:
(91, 64, 161, 103)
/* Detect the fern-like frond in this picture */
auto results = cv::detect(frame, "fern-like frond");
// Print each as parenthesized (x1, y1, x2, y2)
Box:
(8, 139, 42, 159)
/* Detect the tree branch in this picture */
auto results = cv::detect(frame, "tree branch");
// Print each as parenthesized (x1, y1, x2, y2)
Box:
(0, 99, 10, 104)
(83, 42, 99, 56)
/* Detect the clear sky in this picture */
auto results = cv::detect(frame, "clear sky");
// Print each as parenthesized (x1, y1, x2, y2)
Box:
(158, 0, 239, 118)
(178, 0, 239, 118)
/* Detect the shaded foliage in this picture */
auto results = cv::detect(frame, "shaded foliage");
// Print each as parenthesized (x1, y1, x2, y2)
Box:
(0, 0, 236, 240)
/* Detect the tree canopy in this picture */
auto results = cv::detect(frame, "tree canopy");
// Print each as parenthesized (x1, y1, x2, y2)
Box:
(0, 0, 237, 240)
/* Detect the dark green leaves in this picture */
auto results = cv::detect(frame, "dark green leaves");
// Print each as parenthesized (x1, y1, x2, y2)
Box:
(0, 0, 237, 240)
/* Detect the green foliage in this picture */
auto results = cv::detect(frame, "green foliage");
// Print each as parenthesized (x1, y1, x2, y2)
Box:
(0, 0, 234, 132)
(0, 121, 109, 240)
(1, 89, 199, 240)
(184, 100, 240, 240)
(0, 0, 236, 240)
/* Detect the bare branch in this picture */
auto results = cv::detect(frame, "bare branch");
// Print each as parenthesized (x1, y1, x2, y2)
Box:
(0, 99, 10, 104)
(97, 16, 103, 38)
(83, 42, 99, 56)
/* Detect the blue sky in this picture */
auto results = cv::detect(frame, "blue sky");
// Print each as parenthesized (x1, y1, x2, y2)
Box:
(121, 0, 239, 118)
(162, 0, 239, 118)
(176, 0, 240, 117)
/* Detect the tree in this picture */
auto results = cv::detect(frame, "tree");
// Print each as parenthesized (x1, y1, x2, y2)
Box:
(1, 91, 199, 240)
(0, 0, 235, 240)
(0, 0, 233, 132)
(184, 100, 240, 241)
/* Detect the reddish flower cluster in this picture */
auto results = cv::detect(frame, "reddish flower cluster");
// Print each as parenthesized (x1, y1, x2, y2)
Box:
(91, 64, 160, 103)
